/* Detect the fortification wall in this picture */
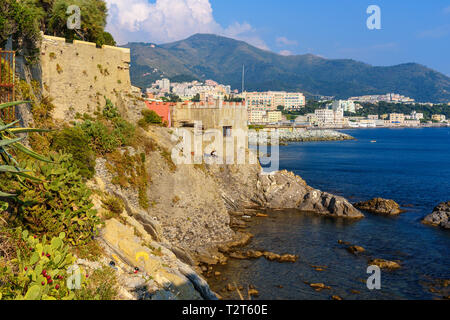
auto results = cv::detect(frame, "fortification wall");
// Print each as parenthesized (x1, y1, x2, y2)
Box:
(172, 102, 248, 131)
(40, 35, 131, 120)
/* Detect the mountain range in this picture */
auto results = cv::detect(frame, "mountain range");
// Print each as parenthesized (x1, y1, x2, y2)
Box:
(123, 34, 450, 103)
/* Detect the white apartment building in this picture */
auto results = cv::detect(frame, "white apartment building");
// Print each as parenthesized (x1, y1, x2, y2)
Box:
(315, 108, 344, 127)
(332, 100, 356, 113)
(411, 111, 424, 120)
(244, 91, 306, 111)
(155, 78, 170, 92)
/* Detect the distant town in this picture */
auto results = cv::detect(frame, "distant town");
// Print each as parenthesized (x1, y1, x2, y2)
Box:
(143, 78, 450, 129)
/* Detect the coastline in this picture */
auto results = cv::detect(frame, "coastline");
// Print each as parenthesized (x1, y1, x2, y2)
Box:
(202, 127, 450, 300)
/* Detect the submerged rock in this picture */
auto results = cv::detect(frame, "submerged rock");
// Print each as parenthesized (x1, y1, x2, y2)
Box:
(310, 283, 331, 291)
(423, 201, 450, 230)
(368, 259, 401, 270)
(347, 245, 365, 255)
(354, 198, 404, 215)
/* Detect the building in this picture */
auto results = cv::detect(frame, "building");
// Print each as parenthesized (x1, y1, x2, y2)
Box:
(306, 113, 318, 126)
(389, 113, 405, 124)
(432, 114, 446, 122)
(368, 114, 379, 120)
(155, 78, 170, 93)
(144, 101, 173, 127)
(248, 110, 266, 123)
(267, 111, 282, 123)
(244, 91, 305, 111)
(283, 92, 306, 110)
(332, 100, 356, 113)
(348, 93, 415, 104)
(315, 108, 344, 127)
(411, 111, 424, 121)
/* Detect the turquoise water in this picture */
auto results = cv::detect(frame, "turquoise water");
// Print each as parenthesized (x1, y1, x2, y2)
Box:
(210, 128, 450, 300)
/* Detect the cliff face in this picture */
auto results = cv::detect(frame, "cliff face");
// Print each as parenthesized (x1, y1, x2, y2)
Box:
(86, 96, 362, 299)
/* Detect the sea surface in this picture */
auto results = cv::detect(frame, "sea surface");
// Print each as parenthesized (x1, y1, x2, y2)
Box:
(209, 127, 450, 300)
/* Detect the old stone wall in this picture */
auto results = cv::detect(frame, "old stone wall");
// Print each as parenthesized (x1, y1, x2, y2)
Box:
(172, 101, 248, 132)
(40, 35, 131, 120)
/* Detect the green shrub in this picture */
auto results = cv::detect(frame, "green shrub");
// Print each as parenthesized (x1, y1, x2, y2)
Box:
(74, 266, 118, 300)
(138, 109, 162, 129)
(0, 228, 79, 300)
(51, 126, 96, 179)
(102, 97, 119, 119)
(77, 99, 135, 155)
(112, 117, 135, 146)
(14, 152, 101, 246)
(79, 119, 119, 154)
(101, 196, 124, 219)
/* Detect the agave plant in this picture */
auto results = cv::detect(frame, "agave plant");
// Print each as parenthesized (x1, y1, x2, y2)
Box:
(0, 101, 51, 197)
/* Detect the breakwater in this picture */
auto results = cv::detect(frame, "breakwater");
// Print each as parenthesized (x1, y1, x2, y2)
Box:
(248, 128, 354, 145)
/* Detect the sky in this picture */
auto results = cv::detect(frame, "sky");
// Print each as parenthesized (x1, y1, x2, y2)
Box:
(105, 0, 450, 76)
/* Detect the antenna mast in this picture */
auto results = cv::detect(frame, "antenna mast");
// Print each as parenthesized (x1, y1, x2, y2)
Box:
(242, 64, 245, 93)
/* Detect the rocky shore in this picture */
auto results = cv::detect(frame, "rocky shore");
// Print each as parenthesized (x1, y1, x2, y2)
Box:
(248, 128, 354, 145)
(77, 99, 366, 300)
(423, 201, 450, 229)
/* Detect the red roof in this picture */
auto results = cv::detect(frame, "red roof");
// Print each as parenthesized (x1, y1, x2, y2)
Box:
(144, 101, 172, 127)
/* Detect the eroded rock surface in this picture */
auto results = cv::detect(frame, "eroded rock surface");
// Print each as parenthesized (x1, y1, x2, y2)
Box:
(354, 198, 404, 215)
(423, 201, 450, 229)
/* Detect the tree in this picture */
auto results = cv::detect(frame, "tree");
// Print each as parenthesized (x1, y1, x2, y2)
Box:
(0, 0, 41, 52)
(192, 94, 200, 102)
(47, 0, 115, 46)
(277, 105, 284, 111)
(0, 0, 116, 51)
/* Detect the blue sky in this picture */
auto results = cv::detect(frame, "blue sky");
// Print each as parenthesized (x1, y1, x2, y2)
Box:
(106, 0, 450, 76)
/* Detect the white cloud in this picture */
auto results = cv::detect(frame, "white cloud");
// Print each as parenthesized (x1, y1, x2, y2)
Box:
(279, 50, 293, 56)
(418, 25, 450, 39)
(105, 0, 268, 49)
(276, 36, 298, 47)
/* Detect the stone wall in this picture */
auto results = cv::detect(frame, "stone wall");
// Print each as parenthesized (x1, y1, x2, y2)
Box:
(40, 35, 131, 120)
(172, 101, 248, 132)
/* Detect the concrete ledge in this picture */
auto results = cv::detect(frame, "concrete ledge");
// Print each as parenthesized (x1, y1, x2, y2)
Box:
(73, 39, 96, 47)
(42, 35, 66, 42)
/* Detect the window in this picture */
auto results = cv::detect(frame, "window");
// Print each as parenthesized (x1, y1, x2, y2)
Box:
(223, 126, 232, 137)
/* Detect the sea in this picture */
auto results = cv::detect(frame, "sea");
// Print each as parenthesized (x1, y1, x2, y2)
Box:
(209, 127, 450, 300)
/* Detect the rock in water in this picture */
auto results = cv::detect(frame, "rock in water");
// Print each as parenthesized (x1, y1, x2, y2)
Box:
(368, 259, 401, 270)
(347, 245, 365, 255)
(298, 191, 364, 219)
(423, 201, 450, 230)
(354, 198, 404, 215)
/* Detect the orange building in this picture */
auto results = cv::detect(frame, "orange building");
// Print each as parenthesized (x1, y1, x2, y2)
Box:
(145, 101, 173, 127)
